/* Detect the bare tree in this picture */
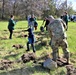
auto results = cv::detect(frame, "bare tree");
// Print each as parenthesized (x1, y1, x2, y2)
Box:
(1, 0, 5, 19)
(0, 0, 75, 20)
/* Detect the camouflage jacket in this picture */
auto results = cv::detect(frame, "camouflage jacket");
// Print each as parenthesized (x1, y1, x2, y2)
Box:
(48, 19, 67, 40)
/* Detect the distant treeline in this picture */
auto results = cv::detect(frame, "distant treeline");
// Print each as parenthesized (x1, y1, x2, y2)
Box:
(0, 0, 76, 20)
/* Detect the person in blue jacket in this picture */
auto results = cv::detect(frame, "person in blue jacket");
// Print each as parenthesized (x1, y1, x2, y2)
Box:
(26, 28, 36, 53)
(8, 15, 16, 39)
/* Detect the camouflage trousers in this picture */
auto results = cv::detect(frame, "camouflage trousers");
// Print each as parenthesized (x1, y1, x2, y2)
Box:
(50, 38, 70, 63)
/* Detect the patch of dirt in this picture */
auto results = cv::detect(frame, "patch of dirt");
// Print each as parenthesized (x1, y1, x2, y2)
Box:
(0, 36, 8, 40)
(0, 59, 14, 70)
(21, 53, 36, 63)
(57, 58, 68, 67)
(17, 34, 27, 38)
(66, 64, 76, 75)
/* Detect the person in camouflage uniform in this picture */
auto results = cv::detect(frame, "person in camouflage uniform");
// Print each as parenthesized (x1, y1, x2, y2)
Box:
(47, 16, 70, 64)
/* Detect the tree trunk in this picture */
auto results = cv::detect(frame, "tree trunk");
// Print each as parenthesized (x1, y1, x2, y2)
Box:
(2, 0, 5, 19)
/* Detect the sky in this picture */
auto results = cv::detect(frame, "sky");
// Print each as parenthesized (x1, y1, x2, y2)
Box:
(68, 0, 76, 11)
(62, 0, 76, 11)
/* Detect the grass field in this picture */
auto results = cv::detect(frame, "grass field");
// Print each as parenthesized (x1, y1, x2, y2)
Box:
(0, 20, 76, 75)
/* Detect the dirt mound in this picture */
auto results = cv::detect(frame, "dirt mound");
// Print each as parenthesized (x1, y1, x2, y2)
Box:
(57, 58, 69, 67)
(0, 36, 8, 40)
(66, 64, 76, 75)
(21, 53, 36, 63)
(0, 59, 13, 70)
(12, 44, 23, 49)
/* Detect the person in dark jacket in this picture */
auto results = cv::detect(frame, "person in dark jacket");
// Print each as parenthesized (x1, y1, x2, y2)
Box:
(62, 12, 68, 30)
(42, 17, 50, 31)
(8, 15, 16, 39)
(29, 14, 38, 30)
(29, 14, 35, 30)
(26, 28, 36, 53)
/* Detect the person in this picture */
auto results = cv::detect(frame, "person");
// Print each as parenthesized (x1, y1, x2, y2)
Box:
(47, 15, 70, 64)
(34, 19, 38, 30)
(29, 14, 38, 30)
(62, 12, 68, 30)
(8, 15, 16, 39)
(25, 28, 36, 53)
(27, 15, 31, 27)
(42, 17, 50, 31)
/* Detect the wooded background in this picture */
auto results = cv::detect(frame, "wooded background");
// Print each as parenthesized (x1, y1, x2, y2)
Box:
(0, 0, 76, 20)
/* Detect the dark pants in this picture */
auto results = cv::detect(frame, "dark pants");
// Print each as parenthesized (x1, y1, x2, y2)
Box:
(44, 25, 48, 31)
(9, 29, 13, 39)
(27, 42, 36, 53)
(66, 21, 68, 30)
(46, 25, 48, 31)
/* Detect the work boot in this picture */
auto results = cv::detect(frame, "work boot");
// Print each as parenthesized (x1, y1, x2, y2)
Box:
(66, 57, 69, 65)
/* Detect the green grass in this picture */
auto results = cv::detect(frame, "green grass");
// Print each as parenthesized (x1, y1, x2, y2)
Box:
(0, 20, 76, 75)
(67, 22, 76, 52)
